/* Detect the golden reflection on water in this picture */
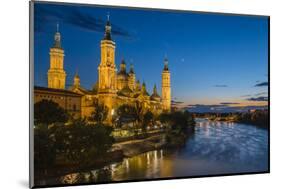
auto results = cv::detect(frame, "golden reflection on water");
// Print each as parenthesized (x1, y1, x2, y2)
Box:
(111, 149, 173, 181)
(58, 119, 268, 185)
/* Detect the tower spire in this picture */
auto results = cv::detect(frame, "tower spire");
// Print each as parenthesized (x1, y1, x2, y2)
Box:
(104, 13, 112, 40)
(153, 84, 157, 94)
(107, 12, 110, 22)
(129, 63, 135, 74)
(73, 69, 80, 88)
(164, 56, 169, 71)
(53, 23, 61, 48)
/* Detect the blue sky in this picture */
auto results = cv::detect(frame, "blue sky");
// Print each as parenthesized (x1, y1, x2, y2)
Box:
(34, 2, 269, 112)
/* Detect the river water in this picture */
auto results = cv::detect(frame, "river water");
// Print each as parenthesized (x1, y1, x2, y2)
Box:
(47, 119, 269, 185)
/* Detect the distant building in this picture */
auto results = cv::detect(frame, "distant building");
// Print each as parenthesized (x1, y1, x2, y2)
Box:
(39, 15, 172, 122)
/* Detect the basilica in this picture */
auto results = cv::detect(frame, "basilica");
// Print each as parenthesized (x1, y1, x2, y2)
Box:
(40, 16, 171, 122)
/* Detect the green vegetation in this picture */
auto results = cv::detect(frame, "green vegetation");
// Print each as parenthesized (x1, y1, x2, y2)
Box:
(34, 99, 68, 125)
(34, 100, 196, 180)
(34, 100, 115, 177)
(54, 120, 114, 164)
(236, 110, 268, 129)
(89, 100, 108, 123)
(115, 102, 154, 138)
(159, 110, 195, 147)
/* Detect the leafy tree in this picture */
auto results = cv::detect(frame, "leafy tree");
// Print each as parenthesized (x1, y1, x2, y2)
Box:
(54, 119, 114, 165)
(236, 109, 268, 128)
(34, 123, 57, 172)
(90, 100, 109, 124)
(159, 110, 195, 147)
(134, 101, 145, 126)
(116, 104, 137, 125)
(34, 99, 68, 125)
(116, 102, 155, 137)
(142, 110, 154, 132)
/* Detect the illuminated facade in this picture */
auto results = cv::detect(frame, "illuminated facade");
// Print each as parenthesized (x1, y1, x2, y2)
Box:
(47, 24, 66, 89)
(34, 86, 82, 118)
(47, 16, 171, 121)
(162, 58, 171, 111)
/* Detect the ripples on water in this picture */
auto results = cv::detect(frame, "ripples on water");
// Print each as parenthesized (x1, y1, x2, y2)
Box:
(46, 119, 268, 185)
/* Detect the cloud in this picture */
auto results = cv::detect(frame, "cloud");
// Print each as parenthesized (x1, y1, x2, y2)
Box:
(171, 100, 184, 107)
(241, 92, 268, 98)
(34, 4, 133, 38)
(220, 102, 240, 105)
(255, 82, 268, 87)
(213, 84, 228, 88)
(255, 92, 268, 96)
(171, 100, 184, 104)
(247, 96, 268, 102)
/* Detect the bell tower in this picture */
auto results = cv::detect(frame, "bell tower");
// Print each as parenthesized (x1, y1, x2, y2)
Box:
(97, 14, 118, 122)
(98, 14, 117, 93)
(161, 57, 171, 112)
(47, 24, 66, 89)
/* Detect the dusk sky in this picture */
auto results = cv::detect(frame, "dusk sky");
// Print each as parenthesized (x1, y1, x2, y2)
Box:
(34, 2, 269, 112)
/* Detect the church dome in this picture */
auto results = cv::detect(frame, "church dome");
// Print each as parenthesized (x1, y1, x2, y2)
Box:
(117, 73, 129, 80)
(117, 59, 129, 78)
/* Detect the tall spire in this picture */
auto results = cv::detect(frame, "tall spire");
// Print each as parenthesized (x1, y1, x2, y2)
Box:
(73, 69, 80, 88)
(129, 64, 135, 74)
(136, 80, 141, 91)
(107, 12, 110, 22)
(163, 56, 169, 71)
(104, 13, 112, 40)
(74, 68, 79, 78)
(141, 81, 149, 96)
(153, 84, 157, 94)
(151, 84, 160, 100)
(53, 23, 61, 48)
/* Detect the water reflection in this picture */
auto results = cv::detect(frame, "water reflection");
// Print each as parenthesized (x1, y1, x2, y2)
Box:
(52, 119, 268, 185)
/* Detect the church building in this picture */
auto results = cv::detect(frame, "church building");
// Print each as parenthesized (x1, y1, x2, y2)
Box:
(37, 16, 171, 122)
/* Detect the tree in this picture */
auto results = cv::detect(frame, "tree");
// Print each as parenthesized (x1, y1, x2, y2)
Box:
(34, 123, 57, 172)
(59, 120, 114, 164)
(159, 110, 196, 147)
(142, 110, 154, 132)
(90, 100, 108, 124)
(34, 100, 68, 125)
(116, 104, 136, 125)
(37, 119, 115, 167)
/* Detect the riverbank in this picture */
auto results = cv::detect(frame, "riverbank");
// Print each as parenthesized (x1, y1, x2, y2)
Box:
(34, 133, 167, 185)
(112, 134, 166, 157)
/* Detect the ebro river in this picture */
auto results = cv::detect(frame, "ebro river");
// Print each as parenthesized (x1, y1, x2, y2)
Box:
(45, 118, 269, 185)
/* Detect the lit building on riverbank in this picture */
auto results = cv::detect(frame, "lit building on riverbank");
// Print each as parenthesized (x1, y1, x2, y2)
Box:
(36, 16, 172, 122)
